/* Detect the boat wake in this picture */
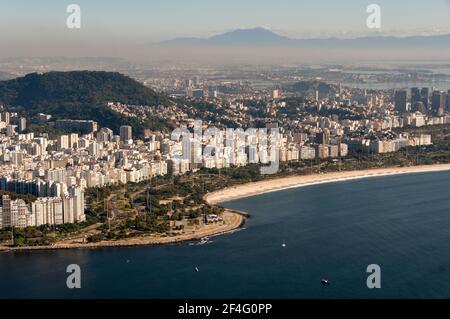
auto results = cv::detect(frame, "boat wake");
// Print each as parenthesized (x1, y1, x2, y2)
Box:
(189, 237, 214, 246)
(188, 227, 247, 246)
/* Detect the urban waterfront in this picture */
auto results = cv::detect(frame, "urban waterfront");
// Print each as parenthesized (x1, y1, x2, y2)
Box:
(2, 171, 450, 299)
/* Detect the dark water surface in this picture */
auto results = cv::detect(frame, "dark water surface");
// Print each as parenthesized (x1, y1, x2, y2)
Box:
(2, 172, 450, 298)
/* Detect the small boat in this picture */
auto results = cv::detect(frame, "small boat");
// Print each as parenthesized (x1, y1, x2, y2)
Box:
(281, 241, 287, 248)
(321, 278, 330, 285)
(195, 267, 199, 272)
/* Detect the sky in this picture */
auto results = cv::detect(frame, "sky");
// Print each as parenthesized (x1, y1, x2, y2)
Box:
(1, 0, 450, 61)
(2, 0, 450, 41)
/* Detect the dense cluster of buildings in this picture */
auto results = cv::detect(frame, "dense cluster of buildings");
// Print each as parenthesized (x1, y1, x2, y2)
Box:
(0, 82, 447, 229)
(0, 111, 170, 229)
(0, 192, 84, 229)
(395, 88, 450, 116)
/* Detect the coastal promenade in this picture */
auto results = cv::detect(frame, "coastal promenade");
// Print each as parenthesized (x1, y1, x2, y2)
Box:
(0, 210, 244, 252)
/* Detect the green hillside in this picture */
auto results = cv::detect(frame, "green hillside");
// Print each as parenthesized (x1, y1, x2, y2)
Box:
(0, 71, 171, 135)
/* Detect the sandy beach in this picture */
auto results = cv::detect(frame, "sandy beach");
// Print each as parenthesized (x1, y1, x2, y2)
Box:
(4, 163, 450, 252)
(0, 210, 244, 252)
(205, 164, 450, 205)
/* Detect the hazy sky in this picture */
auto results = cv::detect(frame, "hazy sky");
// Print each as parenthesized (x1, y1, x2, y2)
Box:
(1, 0, 450, 60)
(2, 0, 450, 41)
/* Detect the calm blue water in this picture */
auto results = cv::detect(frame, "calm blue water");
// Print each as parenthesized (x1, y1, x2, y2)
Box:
(2, 172, 450, 299)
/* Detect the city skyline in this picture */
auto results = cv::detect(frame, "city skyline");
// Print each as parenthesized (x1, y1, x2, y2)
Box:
(3, 1, 450, 303)
(0, 69, 447, 235)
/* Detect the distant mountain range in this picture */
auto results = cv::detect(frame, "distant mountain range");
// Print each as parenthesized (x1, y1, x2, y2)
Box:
(159, 27, 450, 48)
(163, 28, 293, 46)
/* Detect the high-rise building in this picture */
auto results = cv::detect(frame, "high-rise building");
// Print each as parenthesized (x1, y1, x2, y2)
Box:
(185, 79, 193, 88)
(420, 88, 429, 111)
(411, 88, 421, 111)
(96, 131, 109, 143)
(10, 151, 23, 166)
(272, 89, 280, 99)
(315, 144, 329, 159)
(18, 117, 27, 132)
(316, 129, 330, 145)
(300, 146, 316, 160)
(88, 141, 100, 156)
(0, 195, 34, 228)
(13, 199, 32, 228)
(1, 112, 10, 124)
(431, 91, 447, 115)
(68, 133, 79, 148)
(97, 127, 113, 142)
(1, 195, 11, 228)
(57, 135, 69, 150)
(120, 125, 132, 142)
(69, 186, 85, 223)
(6, 125, 16, 137)
(31, 197, 64, 226)
(193, 76, 200, 86)
(394, 90, 408, 113)
(447, 90, 450, 111)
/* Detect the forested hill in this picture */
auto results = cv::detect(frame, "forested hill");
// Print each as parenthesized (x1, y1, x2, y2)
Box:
(0, 71, 170, 135)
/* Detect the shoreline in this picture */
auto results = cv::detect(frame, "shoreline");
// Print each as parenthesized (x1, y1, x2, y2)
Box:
(204, 163, 450, 205)
(3, 163, 450, 253)
(0, 210, 245, 252)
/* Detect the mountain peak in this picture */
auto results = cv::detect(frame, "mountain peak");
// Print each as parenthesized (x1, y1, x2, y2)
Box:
(214, 27, 276, 36)
(159, 28, 450, 48)
(161, 27, 293, 46)
(208, 27, 291, 45)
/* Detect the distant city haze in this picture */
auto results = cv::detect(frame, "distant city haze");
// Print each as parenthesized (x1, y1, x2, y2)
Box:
(1, 0, 450, 63)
